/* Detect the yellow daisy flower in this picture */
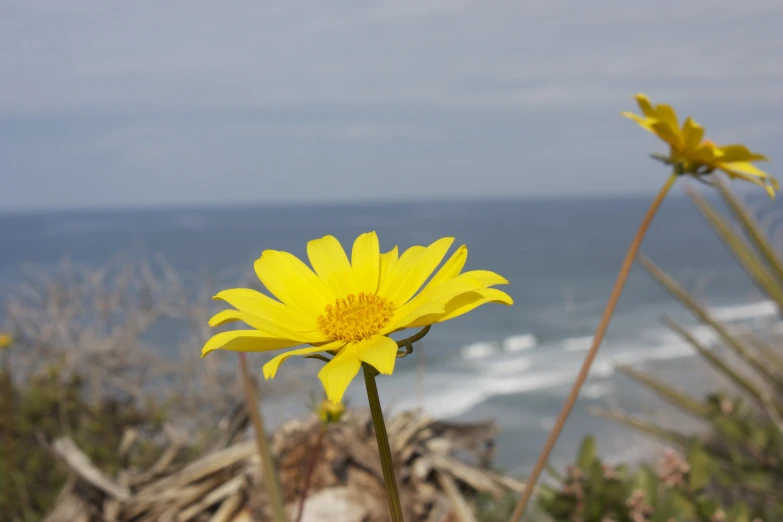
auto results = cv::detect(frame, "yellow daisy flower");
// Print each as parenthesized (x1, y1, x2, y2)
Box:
(623, 93, 777, 198)
(0, 333, 11, 349)
(203, 232, 512, 403)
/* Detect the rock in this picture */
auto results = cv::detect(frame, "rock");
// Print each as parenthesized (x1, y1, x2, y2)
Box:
(295, 487, 376, 522)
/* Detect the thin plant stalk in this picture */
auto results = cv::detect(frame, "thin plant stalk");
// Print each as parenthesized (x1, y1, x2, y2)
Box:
(2, 350, 14, 518)
(237, 353, 287, 522)
(508, 173, 678, 522)
(364, 364, 405, 522)
(295, 425, 326, 522)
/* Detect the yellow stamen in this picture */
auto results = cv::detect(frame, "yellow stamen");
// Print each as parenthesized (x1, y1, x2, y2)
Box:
(317, 292, 394, 342)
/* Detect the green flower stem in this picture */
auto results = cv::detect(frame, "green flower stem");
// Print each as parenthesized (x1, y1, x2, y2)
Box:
(237, 353, 287, 522)
(363, 364, 405, 522)
(397, 325, 430, 347)
(508, 172, 678, 522)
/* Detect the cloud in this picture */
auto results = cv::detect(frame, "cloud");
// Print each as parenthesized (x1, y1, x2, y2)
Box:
(0, 0, 781, 208)
(2, 0, 781, 112)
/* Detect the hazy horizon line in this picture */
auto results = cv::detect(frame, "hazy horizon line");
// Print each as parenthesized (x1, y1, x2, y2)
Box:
(0, 188, 708, 217)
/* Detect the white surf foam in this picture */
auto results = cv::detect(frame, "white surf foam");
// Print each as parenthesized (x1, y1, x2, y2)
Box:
(461, 341, 498, 360)
(689, 325, 719, 346)
(644, 323, 719, 350)
(710, 300, 779, 322)
(611, 342, 693, 367)
(418, 316, 751, 420)
(582, 382, 614, 399)
(562, 335, 594, 352)
(503, 334, 538, 352)
(417, 370, 577, 418)
(590, 360, 617, 379)
(483, 356, 533, 377)
(431, 336, 709, 418)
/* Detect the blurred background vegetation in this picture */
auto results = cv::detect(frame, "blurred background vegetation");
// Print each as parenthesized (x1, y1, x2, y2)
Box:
(3, 181, 783, 521)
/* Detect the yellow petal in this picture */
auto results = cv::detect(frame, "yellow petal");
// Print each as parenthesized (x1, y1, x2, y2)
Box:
(691, 142, 718, 164)
(307, 235, 356, 298)
(378, 246, 399, 292)
(377, 244, 425, 299)
(351, 231, 381, 294)
(654, 104, 680, 139)
(393, 245, 426, 269)
(213, 289, 316, 331)
(390, 245, 468, 320)
(388, 272, 485, 331)
(731, 174, 776, 200)
(719, 164, 778, 199)
(441, 288, 514, 321)
(385, 302, 445, 333)
(380, 238, 454, 306)
(650, 119, 682, 149)
(720, 161, 771, 179)
(201, 330, 302, 357)
(407, 288, 513, 328)
(420, 244, 468, 294)
(621, 111, 655, 133)
(318, 346, 362, 404)
(715, 144, 768, 163)
(208, 310, 327, 343)
(427, 273, 488, 300)
(682, 117, 704, 153)
(355, 335, 398, 375)
(263, 340, 344, 379)
(254, 250, 335, 316)
(634, 93, 655, 117)
(459, 270, 508, 287)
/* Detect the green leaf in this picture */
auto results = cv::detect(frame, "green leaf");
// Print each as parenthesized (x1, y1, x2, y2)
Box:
(584, 494, 604, 522)
(577, 435, 597, 470)
(715, 469, 735, 488)
(538, 485, 558, 504)
(742, 470, 774, 490)
(714, 416, 747, 442)
(536, 484, 558, 510)
(727, 502, 751, 522)
(548, 494, 578, 518)
(588, 459, 605, 497)
(604, 478, 625, 508)
(636, 466, 659, 507)
(687, 442, 714, 491)
(694, 497, 721, 519)
(670, 489, 698, 519)
(749, 426, 770, 450)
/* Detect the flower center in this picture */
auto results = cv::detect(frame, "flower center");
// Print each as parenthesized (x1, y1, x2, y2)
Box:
(317, 292, 395, 342)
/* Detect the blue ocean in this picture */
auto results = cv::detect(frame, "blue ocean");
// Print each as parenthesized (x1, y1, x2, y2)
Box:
(1, 191, 779, 474)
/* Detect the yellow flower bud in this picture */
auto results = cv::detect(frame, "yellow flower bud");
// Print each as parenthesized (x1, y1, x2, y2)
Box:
(317, 399, 345, 424)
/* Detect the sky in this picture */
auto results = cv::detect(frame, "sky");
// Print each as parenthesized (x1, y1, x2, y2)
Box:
(1, 0, 782, 210)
